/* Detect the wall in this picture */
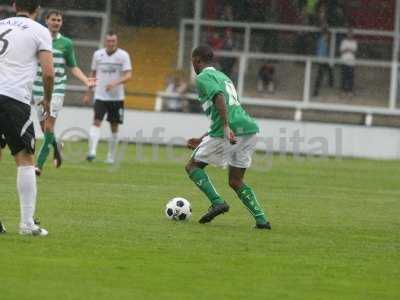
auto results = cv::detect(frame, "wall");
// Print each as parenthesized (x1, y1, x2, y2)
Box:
(36, 107, 400, 160)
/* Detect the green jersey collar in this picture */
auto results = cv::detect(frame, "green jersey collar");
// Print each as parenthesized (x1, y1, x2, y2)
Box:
(54, 33, 62, 40)
(201, 67, 216, 73)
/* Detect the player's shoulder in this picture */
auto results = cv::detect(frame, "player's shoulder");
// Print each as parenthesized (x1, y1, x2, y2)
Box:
(94, 48, 106, 57)
(58, 34, 74, 46)
(117, 48, 131, 58)
(197, 67, 219, 82)
(29, 19, 49, 34)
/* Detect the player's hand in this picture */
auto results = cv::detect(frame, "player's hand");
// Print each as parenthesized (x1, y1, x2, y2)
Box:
(106, 81, 118, 92)
(87, 77, 97, 89)
(82, 94, 91, 105)
(42, 100, 50, 122)
(187, 137, 202, 150)
(224, 126, 237, 145)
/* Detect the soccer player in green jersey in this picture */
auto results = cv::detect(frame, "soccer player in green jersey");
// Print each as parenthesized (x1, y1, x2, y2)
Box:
(186, 45, 271, 229)
(33, 10, 95, 176)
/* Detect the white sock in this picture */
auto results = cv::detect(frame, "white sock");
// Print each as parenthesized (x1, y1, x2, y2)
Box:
(89, 125, 101, 156)
(107, 133, 118, 161)
(17, 166, 37, 227)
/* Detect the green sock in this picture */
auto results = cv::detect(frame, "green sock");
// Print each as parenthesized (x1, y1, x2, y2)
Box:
(188, 168, 225, 205)
(236, 184, 268, 225)
(37, 132, 55, 169)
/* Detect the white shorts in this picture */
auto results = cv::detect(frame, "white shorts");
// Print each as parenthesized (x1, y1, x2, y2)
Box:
(192, 134, 258, 169)
(35, 95, 65, 121)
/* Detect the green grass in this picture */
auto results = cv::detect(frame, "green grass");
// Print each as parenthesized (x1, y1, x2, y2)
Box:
(0, 142, 399, 300)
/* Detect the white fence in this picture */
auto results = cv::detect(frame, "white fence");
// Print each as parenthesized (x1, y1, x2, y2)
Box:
(176, 17, 400, 124)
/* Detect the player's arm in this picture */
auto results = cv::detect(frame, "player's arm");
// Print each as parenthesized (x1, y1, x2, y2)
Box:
(38, 50, 55, 119)
(187, 132, 208, 150)
(71, 67, 96, 88)
(83, 70, 96, 105)
(214, 93, 236, 145)
(106, 70, 132, 92)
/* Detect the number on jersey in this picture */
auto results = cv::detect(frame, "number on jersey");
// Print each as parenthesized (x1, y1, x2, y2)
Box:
(225, 81, 240, 106)
(0, 29, 12, 56)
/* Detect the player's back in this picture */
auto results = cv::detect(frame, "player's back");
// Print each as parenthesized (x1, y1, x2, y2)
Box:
(196, 67, 259, 137)
(0, 17, 52, 104)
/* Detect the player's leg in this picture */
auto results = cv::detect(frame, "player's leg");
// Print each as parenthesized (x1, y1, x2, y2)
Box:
(106, 122, 119, 163)
(228, 134, 270, 229)
(0, 98, 48, 236)
(0, 121, 6, 233)
(228, 167, 270, 229)
(185, 137, 229, 223)
(36, 96, 64, 173)
(87, 100, 105, 161)
(105, 101, 124, 164)
(36, 116, 56, 173)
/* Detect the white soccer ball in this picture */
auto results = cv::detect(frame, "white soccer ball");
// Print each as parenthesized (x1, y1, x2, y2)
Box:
(165, 197, 192, 221)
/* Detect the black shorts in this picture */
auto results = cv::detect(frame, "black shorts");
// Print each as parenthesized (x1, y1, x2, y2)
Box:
(0, 95, 35, 156)
(94, 100, 124, 124)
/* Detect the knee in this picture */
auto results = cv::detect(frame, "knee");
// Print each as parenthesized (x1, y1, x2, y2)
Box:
(185, 162, 194, 175)
(229, 178, 243, 191)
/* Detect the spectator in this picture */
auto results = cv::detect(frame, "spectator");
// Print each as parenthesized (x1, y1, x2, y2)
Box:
(340, 28, 357, 96)
(295, 6, 312, 55)
(207, 30, 224, 51)
(164, 72, 188, 112)
(316, 0, 328, 27)
(313, 29, 334, 97)
(257, 62, 276, 94)
(219, 29, 236, 79)
(220, 4, 234, 21)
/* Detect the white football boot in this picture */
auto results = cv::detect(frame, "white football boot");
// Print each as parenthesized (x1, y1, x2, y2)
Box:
(19, 224, 48, 236)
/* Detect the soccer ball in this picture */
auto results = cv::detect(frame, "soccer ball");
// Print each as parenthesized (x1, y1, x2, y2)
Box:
(165, 197, 192, 221)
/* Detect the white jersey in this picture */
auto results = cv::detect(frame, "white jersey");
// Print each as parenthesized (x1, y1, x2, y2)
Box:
(340, 38, 358, 66)
(0, 17, 52, 105)
(91, 48, 132, 101)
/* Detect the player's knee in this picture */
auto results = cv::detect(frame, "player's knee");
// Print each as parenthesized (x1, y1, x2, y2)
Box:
(229, 178, 243, 191)
(185, 162, 194, 175)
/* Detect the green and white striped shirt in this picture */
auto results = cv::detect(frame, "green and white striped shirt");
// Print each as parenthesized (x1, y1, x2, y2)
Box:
(33, 33, 77, 99)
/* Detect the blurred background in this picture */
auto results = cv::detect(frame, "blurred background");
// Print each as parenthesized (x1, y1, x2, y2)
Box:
(0, 0, 399, 127)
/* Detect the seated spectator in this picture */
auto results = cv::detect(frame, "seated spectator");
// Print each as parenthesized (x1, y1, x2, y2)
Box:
(340, 28, 357, 96)
(313, 29, 334, 97)
(164, 72, 188, 112)
(257, 62, 276, 94)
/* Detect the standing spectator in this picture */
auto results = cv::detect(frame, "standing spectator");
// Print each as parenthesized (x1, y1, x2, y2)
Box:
(313, 29, 334, 97)
(220, 3, 234, 21)
(340, 28, 357, 96)
(219, 29, 236, 79)
(257, 62, 275, 93)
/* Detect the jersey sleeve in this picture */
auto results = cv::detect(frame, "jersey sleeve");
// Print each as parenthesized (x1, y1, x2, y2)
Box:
(65, 39, 78, 68)
(36, 27, 52, 52)
(122, 52, 132, 71)
(196, 74, 224, 104)
(91, 52, 98, 71)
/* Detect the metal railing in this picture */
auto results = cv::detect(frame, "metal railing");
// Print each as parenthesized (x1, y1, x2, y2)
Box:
(177, 18, 400, 122)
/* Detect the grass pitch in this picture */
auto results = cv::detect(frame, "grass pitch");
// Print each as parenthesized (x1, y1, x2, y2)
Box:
(0, 142, 399, 299)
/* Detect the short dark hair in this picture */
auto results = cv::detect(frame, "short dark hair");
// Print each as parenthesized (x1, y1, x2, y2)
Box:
(192, 45, 214, 64)
(46, 9, 63, 19)
(107, 30, 117, 37)
(14, 0, 40, 14)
